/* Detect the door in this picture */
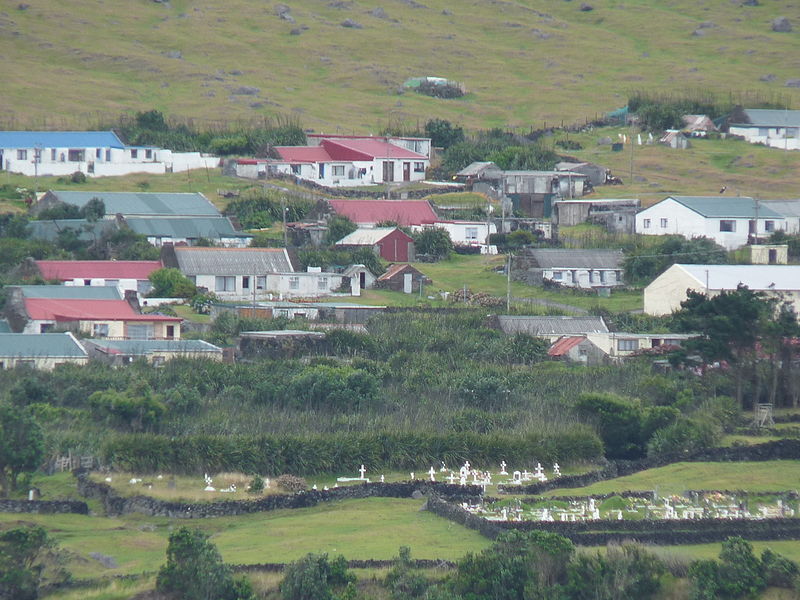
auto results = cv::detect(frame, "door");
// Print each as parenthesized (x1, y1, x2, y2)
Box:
(382, 161, 394, 182)
(359, 272, 366, 289)
(769, 249, 777, 264)
(318, 163, 325, 179)
(166, 325, 175, 340)
(403, 162, 411, 181)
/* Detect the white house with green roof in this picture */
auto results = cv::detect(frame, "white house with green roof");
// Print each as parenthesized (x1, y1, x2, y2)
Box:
(635, 196, 786, 249)
(728, 109, 800, 151)
(0, 332, 88, 370)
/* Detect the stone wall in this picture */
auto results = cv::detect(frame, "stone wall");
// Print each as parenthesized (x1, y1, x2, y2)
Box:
(76, 471, 482, 518)
(0, 498, 88, 515)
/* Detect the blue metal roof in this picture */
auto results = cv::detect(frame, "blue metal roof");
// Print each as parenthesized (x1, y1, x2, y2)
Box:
(0, 131, 126, 149)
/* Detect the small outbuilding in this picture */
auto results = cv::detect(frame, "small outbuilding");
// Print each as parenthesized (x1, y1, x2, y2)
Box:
(335, 227, 415, 262)
(375, 264, 431, 293)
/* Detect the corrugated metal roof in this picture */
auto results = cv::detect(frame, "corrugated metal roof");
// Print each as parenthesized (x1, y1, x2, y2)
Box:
(335, 227, 406, 246)
(124, 216, 251, 239)
(28, 219, 117, 242)
(25, 298, 180, 322)
(497, 316, 609, 336)
(88, 339, 221, 355)
(528, 249, 623, 269)
(0, 333, 87, 358)
(736, 109, 800, 128)
(456, 162, 499, 177)
(174, 248, 293, 275)
(0, 320, 11, 333)
(668, 196, 783, 219)
(15, 285, 122, 300)
(36, 260, 162, 281)
(548, 336, 587, 356)
(761, 199, 800, 218)
(329, 199, 437, 226)
(0, 131, 126, 149)
(47, 191, 220, 217)
(677, 264, 800, 291)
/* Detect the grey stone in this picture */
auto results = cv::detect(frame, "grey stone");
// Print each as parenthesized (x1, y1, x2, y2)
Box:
(772, 17, 792, 32)
(698, 21, 716, 28)
(165, 50, 182, 59)
(229, 70, 243, 76)
(759, 73, 776, 82)
(281, 13, 295, 23)
(290, 27, 302, 35)
(411, 490, 424, 499)
(579, 3, 593, 11)
(89, 552, 119, 569)
(369, 7, 387, 18)
(441, 9, 452, 15)
(341, 18, 362, 28)
(785, 79, 800, 88)
(232, 86, 260, 95)
(17, 3, 29, 10)
(691, 29, 706, 36)
(597, 136, 613, 145)
(274, 3, 291, 15)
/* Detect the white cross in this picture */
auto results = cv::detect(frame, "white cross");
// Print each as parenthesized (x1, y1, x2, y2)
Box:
(359, 464, 366, 479)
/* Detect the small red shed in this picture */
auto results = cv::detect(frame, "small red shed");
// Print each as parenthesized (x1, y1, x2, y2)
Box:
(334, 227, 415, 262)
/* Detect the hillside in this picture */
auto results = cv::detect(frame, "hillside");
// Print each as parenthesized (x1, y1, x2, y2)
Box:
(2, 0, 799, 131)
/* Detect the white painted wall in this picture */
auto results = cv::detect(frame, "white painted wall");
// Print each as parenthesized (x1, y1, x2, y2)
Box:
(194, 272, 356, 301)
(542, 268, 622, 289)
(635, 198, 786, 250)
(63, 278, 151, 296)
(729, 126, 800, 150)
(145, 235, 250, 249)
(237, 157, 429, 187)
(0, 355, 88, 370)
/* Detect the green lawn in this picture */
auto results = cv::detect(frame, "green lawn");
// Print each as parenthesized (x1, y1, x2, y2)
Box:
(546, 461, 800, 497)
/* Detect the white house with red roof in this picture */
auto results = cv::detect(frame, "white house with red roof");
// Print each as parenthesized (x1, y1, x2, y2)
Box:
(32, 260, 162, 297)
(236, 135, 431, 187)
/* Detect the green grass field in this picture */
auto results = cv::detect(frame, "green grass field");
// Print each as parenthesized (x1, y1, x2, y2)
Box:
(546, 461, 800, 497)
(2, 0, 798, 131)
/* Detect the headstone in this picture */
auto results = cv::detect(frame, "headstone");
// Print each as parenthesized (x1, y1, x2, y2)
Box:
(512, 471, 522, 483)
(500, 461, 508, 475)
(410, 472, 415, 480)
(459, 475, 466, 486)
(104, 476, 112, 483)
(359, 464, 367, 479)
(440, 461, 448, 472)
(380, 474, 385, 483)
(448, 472, 456, 484)
(429, 467, 436, 482)
(553, 463, 561, 477)
(312, 484, 317, 490)
(204, 473, 215, 492)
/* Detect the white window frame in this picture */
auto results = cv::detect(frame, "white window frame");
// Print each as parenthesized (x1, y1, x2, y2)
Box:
(643, 218, 651, 229)
(17, 149, 27, 160)
(719, 220, 736, 232)
(215, 276, 235, 292)
(332, 165, 345, 177)
(764, 220, 775, 232)
(465, 227, 479, 241)
(660, 218, 668, 228)
(92, 323, 110, 337)
(617, 339, 638, 352)
(317, 277, 328, 291)
(289, 276, 300, 290)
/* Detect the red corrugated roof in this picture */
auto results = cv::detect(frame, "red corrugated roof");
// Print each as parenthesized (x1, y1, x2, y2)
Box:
(329, 199, 437, 226)
(25, 298, 181, 322)
(547, 336, 587, 356)
(274, 146, 333, 163)
(36, 260, 162, 281)
(325, 138, 426, 160)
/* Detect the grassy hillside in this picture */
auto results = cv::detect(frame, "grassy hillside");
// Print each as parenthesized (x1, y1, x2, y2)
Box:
(1, 0, 798, 131)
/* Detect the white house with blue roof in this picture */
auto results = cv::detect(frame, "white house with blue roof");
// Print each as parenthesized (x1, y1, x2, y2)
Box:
(635, 196, 786, 249)
(0, 131, 217, 177)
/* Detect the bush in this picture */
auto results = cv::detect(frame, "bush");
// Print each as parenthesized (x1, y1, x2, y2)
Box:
(647, 418, 719, 457)
(413, 228, 453, 260)
(70, 171, 86, 184)
(248, 474, 265, 494)
(762, 549, 799, 588)
(281, 553, 354, 600)
(275, 474, 307, 493)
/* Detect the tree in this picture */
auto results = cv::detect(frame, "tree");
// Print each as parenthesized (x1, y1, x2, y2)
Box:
(79, 197, 105, 222)
(385, 546, 429, 599)
(0, 403, 44, 496)
(623, 236, 727, 284)
(148, 267, 197, 298)
(574, 393, 645, 460)
(673, 286, 776, 407)
(156, 527, 253, 600)
(424, 119, 465, 149)
(0, 525, 70, 600)
(567, 543, 664, 600)
(414, 227, 453, 260)
(281, 553, 354, 600)
(326, 215, 358, 245)
(717, 537, 765, 598)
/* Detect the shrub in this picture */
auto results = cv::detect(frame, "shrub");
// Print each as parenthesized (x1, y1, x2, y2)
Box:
(70, 171, 86, 184)
(761, 548, 799, 588)
(276, 474, 307, 493)
(281, 553, 354, 600)
(248, 474, 265, 494)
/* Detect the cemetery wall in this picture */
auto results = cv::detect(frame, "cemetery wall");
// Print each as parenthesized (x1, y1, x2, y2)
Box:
(0, 498, 89, 515)
(425, 495, 503, 539)
(500, 439, 800, 495)
(75, 471, 482, 518)
(233, 558, 457, 573)
(522, 490, 800, 504)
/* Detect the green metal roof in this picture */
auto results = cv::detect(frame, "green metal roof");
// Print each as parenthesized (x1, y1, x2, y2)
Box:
(0, 320, 10, 333)
(0, 333, 87, 358)
(28, 219, 118, 242)
(15, 285, 122, 300)
(47, 191, 220, 217)
(123, 216, 251, 239)
(668, 196, 783, 219)
(89, 339, 222, 355)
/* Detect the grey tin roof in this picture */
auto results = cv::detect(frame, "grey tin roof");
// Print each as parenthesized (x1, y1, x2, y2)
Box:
(528, 249, 623, 270)
(734, 109, 800, 128)
(0, 320, 10, 333)
(667, 196, 783, 219)
(0, 333, 87, 358)
(124, 216, 251, 239)
(47, 191, 220, 217)
(14, 285, 122, 300)
(497, 316, 609, 336)
(88, 339, 222, 355)
(761, 200, 800, 218)
(174, 248, 293, 276)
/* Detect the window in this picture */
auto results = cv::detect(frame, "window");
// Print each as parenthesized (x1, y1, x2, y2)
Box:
(414, 162, 425, 173)
(256, 276, 266, 290)
(552, 271, 563, 280)
(215, 276, 235, 292)
(787, 128, 799, 138)
(242, 276, 250, 289)
(96, 148, 102, 159)
(765, 220, 775, 232)
(40, 323, 53, 333)
(617, 339, 639, 352)
(106, 279, 119, 288)
(291, 164, 301, 175)
(643, 218, 651, 229)
(332, 165, 345, 177)
(51, 149, 57, 161)
(289, 276, 300, 290)
(105, 149, 111, 161)
(187, 275, 196, 285)
(166, 325, 175, 340)
(92, 323, 109, 337)
(130, 149, 138, 159)
(84, 279, 91, 286)
(17, 149, 27, 160)
(720, 220, 736, 232)
(68, 149, 85, 162)
(660, 218, 668, 228)
(318, 277, 328, 291)
(16, 360, 35, 368)
(145, 149, 153, 159)
(152, 356, 165, 367)
(600, 271, 607, 283)
(465, 227, 479, 240)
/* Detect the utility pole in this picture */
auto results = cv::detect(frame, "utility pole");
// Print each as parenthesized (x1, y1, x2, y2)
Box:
(506, 253, 512, 312)
(282, 196, 288, 248)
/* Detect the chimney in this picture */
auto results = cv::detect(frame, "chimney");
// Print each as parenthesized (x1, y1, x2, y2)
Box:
(125, 289, 140, 312)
